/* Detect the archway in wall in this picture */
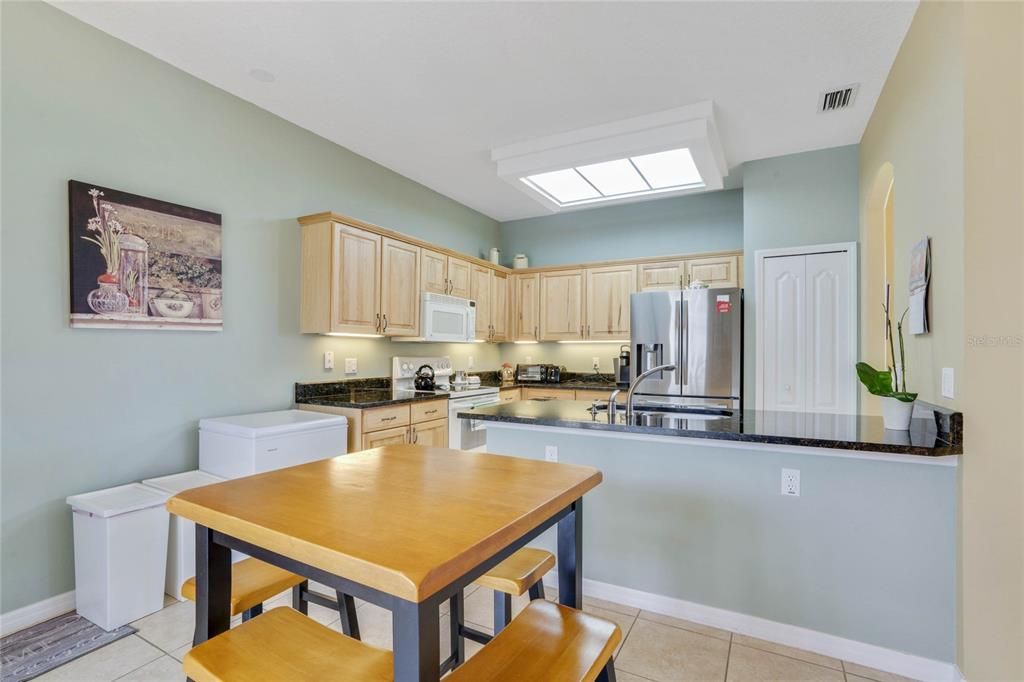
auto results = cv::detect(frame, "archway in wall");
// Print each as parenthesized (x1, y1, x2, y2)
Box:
(862, 162, 895, 414)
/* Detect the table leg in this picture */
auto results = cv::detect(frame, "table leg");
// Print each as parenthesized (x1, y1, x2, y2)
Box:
(557, 498, 583, 608)
(393, 599, 440, 682)
(193, 524, 231, 646)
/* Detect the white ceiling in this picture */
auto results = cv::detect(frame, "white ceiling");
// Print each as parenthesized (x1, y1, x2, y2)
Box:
(54, 1, 917, 221)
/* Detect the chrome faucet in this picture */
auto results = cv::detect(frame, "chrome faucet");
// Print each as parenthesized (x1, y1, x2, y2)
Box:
(624, 364, 676, 422)
(606, 389, 622, 423)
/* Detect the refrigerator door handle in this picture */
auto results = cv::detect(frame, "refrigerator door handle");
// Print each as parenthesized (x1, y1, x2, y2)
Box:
(679, 298, 689, 386)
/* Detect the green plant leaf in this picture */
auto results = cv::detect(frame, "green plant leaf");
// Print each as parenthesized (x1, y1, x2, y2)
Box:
(855, 362, 895, 396)
(890, 391, 918, 403)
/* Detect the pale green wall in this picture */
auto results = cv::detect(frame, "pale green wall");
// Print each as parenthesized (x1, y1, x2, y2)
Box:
(742, 146, 861, 400)
(498, 189, 743, 268)
(0, 2, 500, 613)
(488, 425, 957, 662)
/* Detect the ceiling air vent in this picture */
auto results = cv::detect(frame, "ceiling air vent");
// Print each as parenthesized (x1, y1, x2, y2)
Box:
(818, 83, 859, 113)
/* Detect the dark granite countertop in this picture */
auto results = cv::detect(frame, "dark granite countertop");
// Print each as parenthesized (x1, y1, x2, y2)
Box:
(473, 371, 622, 392)
(459, 399, 963, 458)
(295, 378, 447, 409)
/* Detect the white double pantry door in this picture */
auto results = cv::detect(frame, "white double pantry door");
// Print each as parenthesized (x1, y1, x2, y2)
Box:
(758, 245, 857, 414)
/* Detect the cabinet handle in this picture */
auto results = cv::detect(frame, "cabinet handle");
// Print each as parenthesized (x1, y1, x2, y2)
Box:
(382, 314, 388, 332)
(381, 415, 397, 422)
(580, 325, 583, 337)
(375, 313, 381, 331)
(424, 409, 437, 415)
(410, 427, 418, 443)
(587, 324, 591, 337)
(534, 325, 538, 339)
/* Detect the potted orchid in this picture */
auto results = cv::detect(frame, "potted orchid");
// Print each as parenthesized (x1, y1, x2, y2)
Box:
(82, 188, 129, 315)
(856, 285, 917, 429)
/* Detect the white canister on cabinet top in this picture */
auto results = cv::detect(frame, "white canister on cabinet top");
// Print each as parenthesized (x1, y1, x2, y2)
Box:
(512, 254, 529, 269)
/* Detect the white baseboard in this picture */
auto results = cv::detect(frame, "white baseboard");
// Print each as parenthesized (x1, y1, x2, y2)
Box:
(545, 577, 959, 682)
(0, 591, 76, 637)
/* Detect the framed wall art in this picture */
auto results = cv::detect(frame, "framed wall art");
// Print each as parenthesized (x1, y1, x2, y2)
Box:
(68, 180, 222, 331)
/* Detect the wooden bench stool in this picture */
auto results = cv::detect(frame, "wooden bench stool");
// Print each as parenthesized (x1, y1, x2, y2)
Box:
(448, 599, 621, 682)
(181, 557, 360, 638)
(182, 606, 391, 682)
(461, 547, 555, 644)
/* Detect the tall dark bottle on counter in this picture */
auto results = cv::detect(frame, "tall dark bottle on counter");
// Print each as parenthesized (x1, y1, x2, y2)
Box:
(614, 345, 631, 388)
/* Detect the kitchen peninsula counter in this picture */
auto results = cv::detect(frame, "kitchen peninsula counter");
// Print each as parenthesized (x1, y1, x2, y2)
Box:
(462, 399, 962, 458)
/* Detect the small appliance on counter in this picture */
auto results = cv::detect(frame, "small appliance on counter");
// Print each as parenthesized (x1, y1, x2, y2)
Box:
(516, 363, 562, 383)
(500, 363, 515, 385)
(613, 345, 631, 387)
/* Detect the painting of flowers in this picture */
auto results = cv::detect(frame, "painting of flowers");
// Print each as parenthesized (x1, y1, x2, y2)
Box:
(69, 180, 222, 330)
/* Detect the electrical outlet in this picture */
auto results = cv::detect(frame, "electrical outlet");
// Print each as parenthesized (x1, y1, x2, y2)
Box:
(468, 355, 475, 370)
(544, 445, 558, 462)
(323, 351, 334, 370)
(942, 368, 955, 399)
(592, 357, 601, 371)
(781, 469, 800, 496)
(344, 358, 357, 374)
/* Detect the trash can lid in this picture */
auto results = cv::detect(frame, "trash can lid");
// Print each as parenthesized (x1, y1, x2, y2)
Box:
(142, 470, 225, 496)
(66, 483, 168, 518)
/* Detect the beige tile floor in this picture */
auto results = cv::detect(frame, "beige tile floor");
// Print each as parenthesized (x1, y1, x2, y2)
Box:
(33, 587, 921, 682)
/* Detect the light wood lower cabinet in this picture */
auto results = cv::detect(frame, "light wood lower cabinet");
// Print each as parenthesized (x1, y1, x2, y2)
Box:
(522, 387, 574, 400)
(362, 426, 409, 449)
(410, 400, 446, 423)
(410, 418, 448, 447)
(539, 270, 584, 341)
(499, 388, 521, 403)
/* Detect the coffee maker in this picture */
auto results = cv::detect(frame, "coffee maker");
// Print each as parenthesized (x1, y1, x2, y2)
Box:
(612, 345, 630, 387)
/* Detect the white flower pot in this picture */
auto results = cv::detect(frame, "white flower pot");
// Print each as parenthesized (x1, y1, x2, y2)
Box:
(881, 397, 915, 430)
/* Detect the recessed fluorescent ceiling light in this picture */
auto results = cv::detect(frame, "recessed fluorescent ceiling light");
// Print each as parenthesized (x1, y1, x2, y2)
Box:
(522, 148, 703, 207)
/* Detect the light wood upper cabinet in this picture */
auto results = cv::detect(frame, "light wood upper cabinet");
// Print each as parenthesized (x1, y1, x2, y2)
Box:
(471, 265, 492, 340)
(491, 271, 509, 341)
(585, 264, 636, 340)
(448, 257, 472, 299)
(513, 273, 540, 341)
(331, 224, 382, 334)
(638, 260, 685, 291)
(685, 254, 740, 288)
(380, 237, 420, 336)
(420, 248, 448, 295)
(539, 269, 584, 341)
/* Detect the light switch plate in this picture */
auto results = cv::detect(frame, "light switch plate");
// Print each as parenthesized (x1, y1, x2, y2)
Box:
(942, 368, 955, 399)
(468, 355, 475, 370)
(344, 358, 357, 374)
(323, 351, 334, 370)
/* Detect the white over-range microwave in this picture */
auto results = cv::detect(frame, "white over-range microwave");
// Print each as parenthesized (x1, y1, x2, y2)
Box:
(420, 293, 476, 342)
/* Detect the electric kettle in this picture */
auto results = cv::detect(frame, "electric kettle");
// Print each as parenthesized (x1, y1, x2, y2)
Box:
(414, 365, 436, 391)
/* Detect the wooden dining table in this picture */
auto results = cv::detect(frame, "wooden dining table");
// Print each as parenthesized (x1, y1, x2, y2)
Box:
(167, 444, 602, 682)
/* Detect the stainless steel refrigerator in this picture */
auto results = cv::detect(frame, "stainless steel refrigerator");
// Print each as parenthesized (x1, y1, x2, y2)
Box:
(629, 288, 743, 409)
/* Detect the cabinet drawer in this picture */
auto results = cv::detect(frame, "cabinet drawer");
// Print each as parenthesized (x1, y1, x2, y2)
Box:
(499, 388, 521, 403)
(362, 404, 410, 432)
(411, 399, 447, 424)
(523, 387, 574, 400)
(361, 426, 409, 450)
(574, 389, 615, 402)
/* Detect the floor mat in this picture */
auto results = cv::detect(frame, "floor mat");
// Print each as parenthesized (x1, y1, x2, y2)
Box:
(1, 612, 136, 682)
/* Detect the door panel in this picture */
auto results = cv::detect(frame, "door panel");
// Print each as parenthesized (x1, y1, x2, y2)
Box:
(447, 257, 472, 299)
(539, 270, 584, 341)
(361, 426, 409, 450)
(380, 237, 420, 336)
(762, 256, 806, 412)
(411, 418, 448, 447)
(586, 265, 635, 339)
(332, 225, 381, 334)
(514, 274, 540, 341)
(805, 252, 852, 413)
(491, 271, 509, 341)
(420, 248, 448, 295)
(638, 261, 685, 291)
(471, 266, 492, 339)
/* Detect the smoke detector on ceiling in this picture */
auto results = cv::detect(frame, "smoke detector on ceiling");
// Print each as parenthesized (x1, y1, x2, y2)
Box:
(818, 83, 859, 113)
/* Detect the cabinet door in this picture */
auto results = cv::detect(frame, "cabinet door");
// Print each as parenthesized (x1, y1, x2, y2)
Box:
(539, 270, 584, 341)
(361, 425, 409, 450)
(586, 264, 635, 340)
(499, 388, 521, 403)
(332, 224, 381, 334)
(638, 261, 685, 291)
(380, 238, 421, 336)
(471, 266, 492, 340)
(420, 248, 448, 295)
(491, 271, 509, 341)
(685, 255, 739, 288)
(411, 418, 448, 447)
(523, 387, 574, 400)
(447, 257, 472, 299)
(513, 273, 540, 341)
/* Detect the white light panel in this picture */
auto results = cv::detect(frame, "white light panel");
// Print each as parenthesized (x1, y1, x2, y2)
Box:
(631, 148, 703, 189)
(576, 159, 648, 196)
(522, 169, 599, 203)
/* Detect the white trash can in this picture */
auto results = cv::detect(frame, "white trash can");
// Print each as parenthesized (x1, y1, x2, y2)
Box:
(141, 470, 235, 601)
(66, 483, 169, 631)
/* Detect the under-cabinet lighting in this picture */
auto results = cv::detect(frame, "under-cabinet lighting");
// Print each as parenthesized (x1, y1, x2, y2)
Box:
(513, 341, 539, 345)
(557, 340, 629, 344)
(324, 332, 384, 338)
